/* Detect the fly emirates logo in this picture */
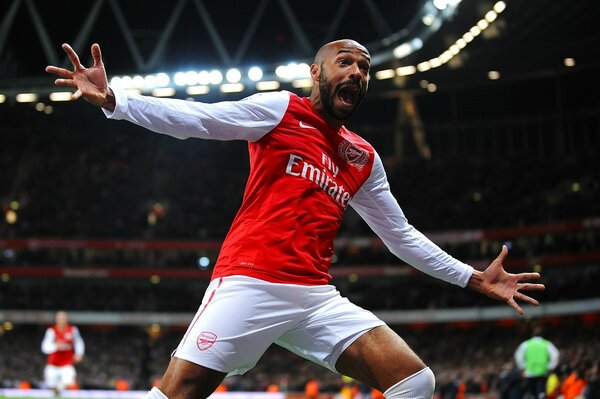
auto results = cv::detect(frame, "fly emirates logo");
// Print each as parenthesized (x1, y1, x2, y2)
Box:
(285, 153, 352, 207)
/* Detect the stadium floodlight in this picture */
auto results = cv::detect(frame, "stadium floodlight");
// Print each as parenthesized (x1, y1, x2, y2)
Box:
(487, 70, 501, 80)
(439, 51, 452, 64)
(375, 69, 396, 80)
(470, 26, 481, 37)
(156, 73, 170, 87)
(220, 83, 244, 93)
(152, 88, 176, 97)
(477, 19, 489, 30)
(5, 210, 17, 224)
(110, 76, 123, 88)
(275, 65, 290, 80)
(485, 10, 498, 23)
(197, 71, 210, 85)
(416, 61, 432, 72)
(198, 256, 210, 269)
(185, 71, 199, 85)
(144, 75, 157, 89)
(430, 58, 442, 68)
(120, 76, 134, 89)
(16, 93, 38, 103)
(276, 63, 311, 81)
(393, 43, 412, 59)
(433, 0, 447, 10)
(209, 70, 223, 85)
(291, 79, 313, 89)
(49, 92, 73, 102)
(396, 66, 417, 76)
(248, 66, 263, 81)
(422, 14, 435, 26)
(173, 72, 188, 86)
(132, 75, 145, 88)
(256, 81, 280, 91)
(493, 1, 506, 13)
(186, 85, 210, 95)
(296, 63, 311, 78)
(226, 68, 242, 83)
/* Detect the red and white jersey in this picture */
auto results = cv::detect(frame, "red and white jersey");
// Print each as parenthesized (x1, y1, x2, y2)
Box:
(106, 89, 474, 287)
(41, 325, 85, 367)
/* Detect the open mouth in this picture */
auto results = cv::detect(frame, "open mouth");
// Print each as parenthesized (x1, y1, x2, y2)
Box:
(337, 85, 360, 106)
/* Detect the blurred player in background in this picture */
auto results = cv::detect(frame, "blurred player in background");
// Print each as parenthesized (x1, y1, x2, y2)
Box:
(514, 325, 559, 399)
(41, 310, 85, 393)
(46, 40, 544, 399)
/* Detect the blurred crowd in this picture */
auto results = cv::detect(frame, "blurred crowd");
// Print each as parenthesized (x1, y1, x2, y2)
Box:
(0, 105, 598, 242)
(1, 263, 599, 312)
(0, 319, 598, 398)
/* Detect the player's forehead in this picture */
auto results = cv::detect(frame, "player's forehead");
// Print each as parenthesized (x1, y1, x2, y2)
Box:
(335, 46, 370, 61)
(318, 40, 370, 62)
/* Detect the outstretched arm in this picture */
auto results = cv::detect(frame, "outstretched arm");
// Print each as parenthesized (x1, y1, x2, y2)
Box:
(467, 245, 544, 314)
(45, 43, 289, 142)
(351, 152, 544, 314)
(45, 43, 115, 111)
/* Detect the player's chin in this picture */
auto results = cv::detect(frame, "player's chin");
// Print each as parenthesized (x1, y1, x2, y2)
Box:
(335, 105, 359, 121)
(331, 101, 355, 119)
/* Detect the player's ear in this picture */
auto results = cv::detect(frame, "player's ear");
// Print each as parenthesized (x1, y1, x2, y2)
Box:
(310, 63, 320, 83)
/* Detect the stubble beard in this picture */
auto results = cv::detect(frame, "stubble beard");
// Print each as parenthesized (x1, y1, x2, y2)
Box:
(319, 68, 364, 121)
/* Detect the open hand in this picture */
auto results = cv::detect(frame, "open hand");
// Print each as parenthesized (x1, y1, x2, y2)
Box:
(468, 245, 545, 314)
(45, 43, 113, 109)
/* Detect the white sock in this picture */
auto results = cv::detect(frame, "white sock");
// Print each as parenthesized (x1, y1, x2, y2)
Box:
(145, 387, 168, 399)
(383, 367, 435, 399)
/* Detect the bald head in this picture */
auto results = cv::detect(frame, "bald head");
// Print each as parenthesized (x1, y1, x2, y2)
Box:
(309, 39, 371, 127)
(314, 39, 370, 65)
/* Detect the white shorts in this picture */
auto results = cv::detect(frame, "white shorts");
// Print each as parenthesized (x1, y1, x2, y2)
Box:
(174, 276, 385, 375)
(44, 364, 76, 389)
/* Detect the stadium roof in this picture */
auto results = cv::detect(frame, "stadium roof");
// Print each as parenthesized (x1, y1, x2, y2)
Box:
(0, 0, 599, 96)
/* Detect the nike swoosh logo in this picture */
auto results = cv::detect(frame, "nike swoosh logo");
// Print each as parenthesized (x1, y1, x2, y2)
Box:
(299, 121, 317, 129)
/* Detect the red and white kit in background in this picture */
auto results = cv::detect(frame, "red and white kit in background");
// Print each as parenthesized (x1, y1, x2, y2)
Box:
(105, 89, 475, 374)
(41, 324, 85, 389)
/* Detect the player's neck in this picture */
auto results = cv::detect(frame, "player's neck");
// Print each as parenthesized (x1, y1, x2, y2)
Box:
(309, 93, 344, 130)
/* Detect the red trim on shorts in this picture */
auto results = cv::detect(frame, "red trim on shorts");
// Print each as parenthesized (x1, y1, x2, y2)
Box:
(181, 277, 223, 345)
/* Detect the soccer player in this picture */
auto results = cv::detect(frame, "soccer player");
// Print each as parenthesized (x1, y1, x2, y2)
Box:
(41, 310, 85, 392)
(514, 325, 559, 399)
(46, 39, 544, 399)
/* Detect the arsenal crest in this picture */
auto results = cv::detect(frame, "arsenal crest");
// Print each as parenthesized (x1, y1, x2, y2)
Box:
(338, 141, 370, 171)
(196, 331, 217, 351)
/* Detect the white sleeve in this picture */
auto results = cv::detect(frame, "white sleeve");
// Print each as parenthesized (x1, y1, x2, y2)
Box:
(349, 152, 474, 287)
(102, 89, 290, 142)
(73, 326, 85, 356)
(547, 341, 559, 369)
(41, 328, 57, 354)
(514, 341, 527, 370)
